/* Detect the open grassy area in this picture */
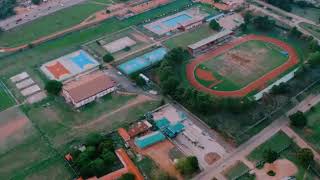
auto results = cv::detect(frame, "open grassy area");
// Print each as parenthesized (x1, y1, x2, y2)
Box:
(294, 103, 320, 152)
(163, 24, 218, 49)
(197, 40, 288, 91)
(0, 2, 107, 47)
(223, 161, 250, 180)
(136, 157, 171, 179)
(247, 131, 319, 179)
(299, 22, 320, 40)
(0, 80, 15, 111)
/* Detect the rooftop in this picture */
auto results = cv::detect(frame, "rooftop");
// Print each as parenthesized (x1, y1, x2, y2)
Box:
(188, 29, 233, 50)
(63, 72, 115, 103)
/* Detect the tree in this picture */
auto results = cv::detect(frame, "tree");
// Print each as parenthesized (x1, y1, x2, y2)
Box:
(45, 80, 62, 95)
(160, 77, 179, 95)
(175, 156, 199, 175)
(103, 53, 114, 63)
(271, 83, 289, 94)
(0, 0, 17, 20)
(100, 149, 117, 164)
(309, 39, 320, 52)
(118, 173, 135, 180)
(297, 148, 314, 167)
(263, 149, 279, 163)
(85, 133, 104, 146)
(31, 0, 42, 5)
(289, 111, 307, 127)
(308, 51, 320, 66)
(244, 11, 253, 23)
(289, 27, 302, 38)
(266, 0, 293, 12)
(98, 139, 114, 152)
(252, 16, 275, 31)
(209, 20, 221, 31)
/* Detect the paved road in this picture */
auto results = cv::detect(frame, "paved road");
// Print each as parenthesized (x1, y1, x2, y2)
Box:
(193, 93, 320, 180)
(250, 0, 320, 42)
(0, 0, 87, 30)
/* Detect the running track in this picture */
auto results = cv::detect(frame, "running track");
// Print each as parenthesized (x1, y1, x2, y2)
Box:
(186, 35, 299, 97)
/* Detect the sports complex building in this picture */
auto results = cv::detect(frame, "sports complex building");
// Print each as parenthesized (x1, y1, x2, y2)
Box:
(40, 50, 100, 82)
(188, 29, 233, 56)
(144, 8, 208, 36)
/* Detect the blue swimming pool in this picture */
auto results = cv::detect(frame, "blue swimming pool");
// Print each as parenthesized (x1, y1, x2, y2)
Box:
(71, 50, 96, 69)
(163, 14, 192, 27)
(118, 47, 167, 75)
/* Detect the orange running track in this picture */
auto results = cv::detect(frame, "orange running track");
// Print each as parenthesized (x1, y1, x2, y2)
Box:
(186, 34, 299, 97)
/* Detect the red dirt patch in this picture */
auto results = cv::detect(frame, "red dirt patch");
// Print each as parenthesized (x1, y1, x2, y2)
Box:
(204, 152, 221, 165)
(0, 117, 28, 142)
(186, 35, 299, 97)
(196, 67, 216, 81)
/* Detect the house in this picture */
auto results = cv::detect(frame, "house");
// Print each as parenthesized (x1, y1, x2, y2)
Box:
(62, 72, 116, 108)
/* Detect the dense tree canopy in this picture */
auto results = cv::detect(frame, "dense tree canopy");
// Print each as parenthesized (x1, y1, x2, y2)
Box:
(252, 16, 275, 31)
(0, 0, 17, 20)
(103, 53, 115, 63)
(209, 20, 221, 31)
(118, 173, 135, 180)
(308, 51, 320, 66)
(263, 149, 279, 163)
(266, 0, 293, 12)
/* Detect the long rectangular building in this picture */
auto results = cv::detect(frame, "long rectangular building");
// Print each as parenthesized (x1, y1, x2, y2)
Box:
(62, 71, 116, 108)
(188, 29, 233, 56)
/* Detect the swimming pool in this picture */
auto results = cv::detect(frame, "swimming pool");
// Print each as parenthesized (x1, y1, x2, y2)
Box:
(118, 47, 167, 75)
(162, 14, 192, 27)
(71, 50, 96, 69)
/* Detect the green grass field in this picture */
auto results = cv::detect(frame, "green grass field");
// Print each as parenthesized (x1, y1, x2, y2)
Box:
(0, 2, 107, 47)
(196, 40, 288, 91)
(223, 161, 250, 180)
(299, 22, 320, 40)
(163, 24, 218, 49)
(294, 103, 320, 152)
(0, 80, 15, 111)
(247, 131, 318, 179)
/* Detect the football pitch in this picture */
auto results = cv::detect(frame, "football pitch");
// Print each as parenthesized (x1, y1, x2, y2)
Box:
(186, 35, 299, 97)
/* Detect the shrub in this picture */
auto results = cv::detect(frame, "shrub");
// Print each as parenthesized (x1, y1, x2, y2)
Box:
(45, 80, 63, 95)
(289, 111, 307, 128)
(267, 170, 276, 176)
(103, 53, 114, 63)
(263, 149, 279, 163)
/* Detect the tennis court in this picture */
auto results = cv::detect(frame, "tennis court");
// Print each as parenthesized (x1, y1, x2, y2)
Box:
(0, 80, 16, 111)
(118, 47, 167, 75)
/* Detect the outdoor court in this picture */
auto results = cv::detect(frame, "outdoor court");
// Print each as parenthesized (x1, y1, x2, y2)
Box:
(186, 35, 299, 97)
(40, 50, 100, 81)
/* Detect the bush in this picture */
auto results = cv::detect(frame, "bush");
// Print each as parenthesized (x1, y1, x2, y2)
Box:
(103, 53, 114, 63)
(209, 20, 221, 31)
(118, 173, 135, 180)
(45, 80, 63, 95)
(267, 170, 276, 176)
(85, 133, 104, 146)
(263, 149, 279, 163)
(31, 0, 41, 5)
(175, 156, 199, 175)
(289, 111, 307, 128)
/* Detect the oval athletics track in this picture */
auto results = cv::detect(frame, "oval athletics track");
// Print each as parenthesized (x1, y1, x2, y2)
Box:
(186, 34, 299, 97)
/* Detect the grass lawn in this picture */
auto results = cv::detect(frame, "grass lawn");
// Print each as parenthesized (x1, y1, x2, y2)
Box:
(0, 80, 15, 111)
(136, 157, 170, 179)
(0, 2, 106, 47)
(223, 161, 249, 180)
(299, 22, 320, 40)
(247, 131, 319, 179)
(294, 103, 320, 152)
(197, 40, 288, 91)
(291, 5, 320, 23)
(163, 24, 218, 49)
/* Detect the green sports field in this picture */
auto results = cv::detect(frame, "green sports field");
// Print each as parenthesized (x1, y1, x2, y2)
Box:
(0, 80, 15, 111)
(194, 40, 289, 91)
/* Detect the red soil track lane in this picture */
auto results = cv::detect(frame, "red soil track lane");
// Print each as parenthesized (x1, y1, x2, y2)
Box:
(186, 35, 299, 97)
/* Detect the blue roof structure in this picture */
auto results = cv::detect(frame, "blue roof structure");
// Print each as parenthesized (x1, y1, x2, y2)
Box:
(135, 131, 166, 149)
(163, 122, 185, 138)
(155, 117, 170, 129)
